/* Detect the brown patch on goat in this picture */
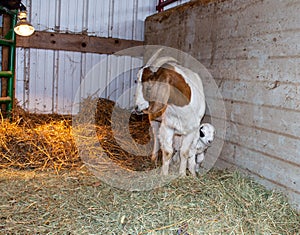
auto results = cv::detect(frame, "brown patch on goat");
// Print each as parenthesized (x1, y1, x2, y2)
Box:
(141, 66, 191, 113)
(167, 66, 191, 107)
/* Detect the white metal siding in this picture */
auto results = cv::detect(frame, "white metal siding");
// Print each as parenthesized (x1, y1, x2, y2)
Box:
(16, 0, 166, 114)
(162, 0, 190, 11)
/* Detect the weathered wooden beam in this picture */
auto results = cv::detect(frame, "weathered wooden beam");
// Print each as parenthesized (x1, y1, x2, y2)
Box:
(16, 31, 144, 54)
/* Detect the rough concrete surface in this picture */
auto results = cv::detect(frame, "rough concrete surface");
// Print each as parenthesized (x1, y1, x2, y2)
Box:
(145, 0, 300, 210)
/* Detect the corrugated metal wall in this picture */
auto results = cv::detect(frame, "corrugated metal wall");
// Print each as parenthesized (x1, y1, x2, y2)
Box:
(144, 0, 300, 210)
(15, 0, 189, 114)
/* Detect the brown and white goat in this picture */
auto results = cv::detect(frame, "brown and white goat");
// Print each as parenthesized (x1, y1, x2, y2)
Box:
(134, 50, 206, 176)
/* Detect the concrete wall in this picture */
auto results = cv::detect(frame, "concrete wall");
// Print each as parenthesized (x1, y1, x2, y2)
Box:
(145, 0, 300, 210)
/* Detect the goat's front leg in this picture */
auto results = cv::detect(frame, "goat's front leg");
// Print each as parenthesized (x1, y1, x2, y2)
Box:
(159, 124, 174, 176)
(181, 150, 197, 177)
(172, 135, 182, 164)
(195, 152, 205, 173)
(179, 152, 188, 177)
(150, 120, 161, 163)
(161, 150, 173, 176)
(188, 154, 197, 177)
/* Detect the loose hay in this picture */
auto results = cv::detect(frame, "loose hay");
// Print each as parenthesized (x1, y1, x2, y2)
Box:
(0, 168, 299, 234)
(0, 107, 79, 171)
(0, 100, 299, 234)
(0, 99, 155, 171)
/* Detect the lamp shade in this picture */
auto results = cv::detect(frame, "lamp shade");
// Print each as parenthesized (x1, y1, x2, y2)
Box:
(14, 20, 35, 36)
(14, 11, 35, 37)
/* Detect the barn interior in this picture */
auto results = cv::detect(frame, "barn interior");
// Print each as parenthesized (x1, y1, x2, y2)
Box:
(0, 0, 299, 234)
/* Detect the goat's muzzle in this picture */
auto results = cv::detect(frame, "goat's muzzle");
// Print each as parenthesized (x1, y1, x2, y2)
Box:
(132, 106, 146, 115)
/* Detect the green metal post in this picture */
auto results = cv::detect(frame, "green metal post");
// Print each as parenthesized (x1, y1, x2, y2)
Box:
(7, 11, 17, 112)
(0, 6, 18, 115)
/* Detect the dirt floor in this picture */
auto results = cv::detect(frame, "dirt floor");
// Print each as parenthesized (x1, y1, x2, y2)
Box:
(0, 167, 299, 234)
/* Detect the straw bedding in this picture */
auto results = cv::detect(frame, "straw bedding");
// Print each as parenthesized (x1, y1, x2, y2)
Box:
(0, 99, 299, 234)
(1, 168, 299, 234)
(0, 99, 155, 171)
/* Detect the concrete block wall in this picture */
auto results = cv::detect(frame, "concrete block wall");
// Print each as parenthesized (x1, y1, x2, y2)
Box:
(145, 0, 300, 210)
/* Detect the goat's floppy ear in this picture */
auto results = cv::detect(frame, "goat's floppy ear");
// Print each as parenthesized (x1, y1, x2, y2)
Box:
(141, 67, 153, 82)
(142, 66, 170, 114)
(165, 67, 191, 107)
(146, 81, 170, 114)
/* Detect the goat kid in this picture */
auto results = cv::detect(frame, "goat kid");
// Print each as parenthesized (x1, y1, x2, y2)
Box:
(173, 123, 215, 176)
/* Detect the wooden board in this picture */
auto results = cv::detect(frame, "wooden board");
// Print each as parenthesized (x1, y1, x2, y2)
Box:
(16, 31, 144, 54)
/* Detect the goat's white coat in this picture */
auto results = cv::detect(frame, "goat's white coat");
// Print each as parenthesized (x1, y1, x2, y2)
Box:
(135, 54, 206, 176)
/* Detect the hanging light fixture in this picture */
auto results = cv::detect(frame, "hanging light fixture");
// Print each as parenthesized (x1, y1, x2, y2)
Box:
(14, 3, 35, 37)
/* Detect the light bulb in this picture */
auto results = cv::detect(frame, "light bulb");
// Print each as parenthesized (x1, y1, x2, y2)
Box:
(14, 11, 35, 37)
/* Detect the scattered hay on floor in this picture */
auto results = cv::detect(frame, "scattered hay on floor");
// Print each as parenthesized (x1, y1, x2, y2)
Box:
(0, 99, 299, 234)
(0, 105, 79, 171)
(0, 168, 299, 234)
(0, 98, 155, 172)
(94, 98, 156, 171)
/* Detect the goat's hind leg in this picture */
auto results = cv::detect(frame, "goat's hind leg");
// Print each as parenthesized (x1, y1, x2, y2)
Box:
(179, 131, 198, 177)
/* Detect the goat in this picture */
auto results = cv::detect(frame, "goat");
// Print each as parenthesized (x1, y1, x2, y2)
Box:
(134, 50, 206, 176)
(173, 123, 215, 176)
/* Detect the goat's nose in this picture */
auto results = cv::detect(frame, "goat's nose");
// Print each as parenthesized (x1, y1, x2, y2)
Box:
(133, 106, 143, 115)
(208, 140, 212, 144)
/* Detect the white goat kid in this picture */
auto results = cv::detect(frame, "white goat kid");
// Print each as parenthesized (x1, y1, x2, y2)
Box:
(134, 50, 206, 176)
(173, 123, 215, 176)
(194, 123, 215, 173)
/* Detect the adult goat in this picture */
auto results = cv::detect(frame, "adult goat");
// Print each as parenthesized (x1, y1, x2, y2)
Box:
(134, 50, 206, 176)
